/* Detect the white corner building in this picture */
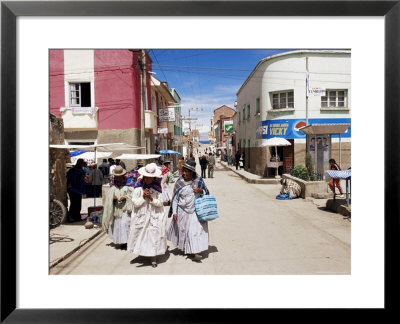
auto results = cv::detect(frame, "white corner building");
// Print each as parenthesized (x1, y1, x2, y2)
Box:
(235, 50, 351, 178)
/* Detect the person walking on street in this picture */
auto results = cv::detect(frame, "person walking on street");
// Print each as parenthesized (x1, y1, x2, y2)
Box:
(239, 154, 244, 169)
(116, 159, 126, 170)
(66, 158, 89, 222)
(161, 160, 172, 205)
(108, 158, 116, 183)
(200, 155, 208, 178)
(102, 166, 133, 249)
(167, 159, 210, 262)
(98, 159, 110, 184)
(88, 163, 103, 197)
(177, 156, 185, 176)
(127, 163, 166, 268)
(235, 151, 240, 170)
(207, 152, 215, 178)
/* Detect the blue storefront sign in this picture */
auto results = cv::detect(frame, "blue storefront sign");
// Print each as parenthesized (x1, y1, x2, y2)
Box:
(256, 118, 351, 139)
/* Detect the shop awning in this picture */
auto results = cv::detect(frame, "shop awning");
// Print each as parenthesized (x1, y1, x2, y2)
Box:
(114, 154, 161, 160)
(299, 123, 350, 135)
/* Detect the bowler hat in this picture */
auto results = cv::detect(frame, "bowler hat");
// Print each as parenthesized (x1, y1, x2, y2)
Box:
(182, 160, 196, 173)
(113, 165, 127, 176)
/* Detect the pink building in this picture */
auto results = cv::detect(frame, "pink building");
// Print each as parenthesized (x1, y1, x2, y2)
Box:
(49, 49, 157, 155)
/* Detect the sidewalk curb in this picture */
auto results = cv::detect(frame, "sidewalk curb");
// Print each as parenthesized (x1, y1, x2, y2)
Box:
(49, 228, 103, 269)
(218, 161, 280, 184)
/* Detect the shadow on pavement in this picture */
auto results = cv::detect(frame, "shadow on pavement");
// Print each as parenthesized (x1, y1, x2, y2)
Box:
(63, 219, 87, 226)
(49, 234, 74, 244)
(317, 206, 336, 213)
(106, 242, 127, 250)
(202, 245, 218, 260)
(130, 251, 171, 268)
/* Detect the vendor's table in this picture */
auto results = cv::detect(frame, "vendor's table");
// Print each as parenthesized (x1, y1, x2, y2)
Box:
(326, 170, 351, 206)
(267, 161, 283, 178)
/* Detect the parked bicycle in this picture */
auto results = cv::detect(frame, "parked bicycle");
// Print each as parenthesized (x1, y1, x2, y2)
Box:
(49, 177, 67, 228)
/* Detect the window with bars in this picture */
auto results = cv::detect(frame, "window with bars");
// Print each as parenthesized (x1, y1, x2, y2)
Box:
(321, 90, 347, 108)
(69, 82, 91, 107)
(271, 91, 294, 109)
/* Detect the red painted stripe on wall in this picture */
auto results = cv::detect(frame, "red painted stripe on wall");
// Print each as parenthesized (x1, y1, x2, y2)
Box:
(49, 50, 65, 117)
(94, 49, 141, 130)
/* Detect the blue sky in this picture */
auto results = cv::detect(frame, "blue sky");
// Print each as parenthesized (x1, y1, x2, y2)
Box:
(148, 49, 294, 140)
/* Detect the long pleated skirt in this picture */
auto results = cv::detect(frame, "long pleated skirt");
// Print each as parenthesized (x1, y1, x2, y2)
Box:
(108, 212, 131, 244)
(161, 186, 172, 202)
(167, 208, 209, 254)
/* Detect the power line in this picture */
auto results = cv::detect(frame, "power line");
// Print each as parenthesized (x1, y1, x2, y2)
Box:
(149, 49, 169, 85)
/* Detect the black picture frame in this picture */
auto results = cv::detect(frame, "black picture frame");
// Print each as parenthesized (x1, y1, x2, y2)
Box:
(1, 0, 399, 322)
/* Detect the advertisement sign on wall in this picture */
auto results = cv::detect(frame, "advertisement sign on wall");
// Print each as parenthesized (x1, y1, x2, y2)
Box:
(256, 118, 351, 139)
(157, 128, 168, 134)
(159, 108, 175, 122)
(224, 120, 233, 133)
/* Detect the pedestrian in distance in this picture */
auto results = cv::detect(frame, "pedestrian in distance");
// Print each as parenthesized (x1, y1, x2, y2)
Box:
(108, 158, 116, 183)
(88, 163, 103, 197)
(116, 158, 126, 170)
(98, 159, 110, 184)
(187, 154, 195, 163)
(167, 159, 210, 262)
(102, 166, 133, 250)
(239, 154, 244, 169)
(235, 151, 240, 170)
(177, 156, 185, 177)
(161, 160, 172, 206)
(200, 155, 208, 178)
(328, 158, 344, 196)
(207, 152, 216, 178)
(66, 158, 89, 222)
(127, 163, 166, 268)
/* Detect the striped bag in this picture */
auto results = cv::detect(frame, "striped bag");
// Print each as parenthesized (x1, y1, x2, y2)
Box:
(194, 195, 219, 223)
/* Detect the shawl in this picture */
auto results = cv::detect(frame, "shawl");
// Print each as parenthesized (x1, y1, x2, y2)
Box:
(102, 185, 134, 232)
(134, 176, 162, 193)
(125, 170, 139, 187)
(161, 165, 169, 175)
(173, 173, 209, 196)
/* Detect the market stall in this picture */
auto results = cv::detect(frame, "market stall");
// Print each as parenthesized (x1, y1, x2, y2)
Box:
(261, 137, 291, 179)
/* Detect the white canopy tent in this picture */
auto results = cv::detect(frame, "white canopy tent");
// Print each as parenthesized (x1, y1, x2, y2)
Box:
(114, 154, 161, 160)
(50, 142, 144, 152)
(50, 143, 144, 222)
(261, 137, 292, 178)
(70, 152, 112, 165)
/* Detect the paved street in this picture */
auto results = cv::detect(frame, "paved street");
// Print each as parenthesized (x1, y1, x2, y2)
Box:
(50, 160, 351, 275)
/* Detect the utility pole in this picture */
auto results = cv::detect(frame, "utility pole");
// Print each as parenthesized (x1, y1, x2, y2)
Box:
(306, 56, 309, 126)
(182, 107, 201, 155)
(139, 50, 147, 154)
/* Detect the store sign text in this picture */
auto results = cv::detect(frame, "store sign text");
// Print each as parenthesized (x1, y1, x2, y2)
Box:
(269, 123, 289, 136)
